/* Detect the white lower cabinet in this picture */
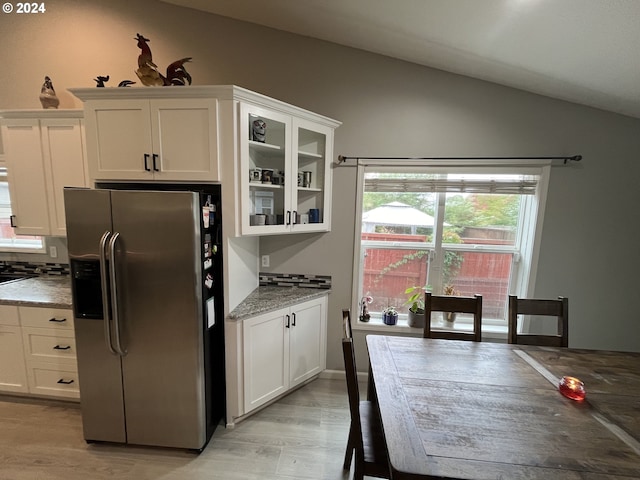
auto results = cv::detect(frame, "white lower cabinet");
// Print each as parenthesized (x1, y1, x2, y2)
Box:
(21, 306, 79, 399)
(242, 296, 327, 414)
(25, 362, 79, 399)
(0, 305, 79, 399)
(0, 306, 28, 393)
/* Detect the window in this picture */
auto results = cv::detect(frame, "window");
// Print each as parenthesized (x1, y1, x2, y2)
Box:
(353, 163, 549, 331)
(0, 166, 44, 251)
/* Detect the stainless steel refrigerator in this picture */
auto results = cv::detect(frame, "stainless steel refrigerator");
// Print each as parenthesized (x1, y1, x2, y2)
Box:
(64, 184, 224, 451)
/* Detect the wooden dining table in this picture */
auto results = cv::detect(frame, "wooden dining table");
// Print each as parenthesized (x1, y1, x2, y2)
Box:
(366, 335, 640, 479)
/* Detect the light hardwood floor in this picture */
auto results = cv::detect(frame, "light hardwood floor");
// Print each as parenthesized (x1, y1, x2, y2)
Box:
(0, 379, 364, 480)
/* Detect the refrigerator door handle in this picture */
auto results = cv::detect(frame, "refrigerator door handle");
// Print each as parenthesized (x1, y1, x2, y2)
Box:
(99, 231, 118, 355)
(108, 232, 127, 356)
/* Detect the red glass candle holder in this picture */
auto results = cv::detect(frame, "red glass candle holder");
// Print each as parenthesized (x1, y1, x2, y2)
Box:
(558, 376, 586, 401)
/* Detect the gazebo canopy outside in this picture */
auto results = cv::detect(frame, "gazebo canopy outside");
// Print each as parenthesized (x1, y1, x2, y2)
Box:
(362, 201, 436, 234)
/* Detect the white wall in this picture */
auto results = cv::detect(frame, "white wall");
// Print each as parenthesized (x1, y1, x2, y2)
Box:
(1, 0, 638, 371)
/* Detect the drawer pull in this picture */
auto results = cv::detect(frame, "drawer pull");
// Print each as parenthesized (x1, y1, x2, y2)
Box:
(49, 317, 67, 323)
(57, 379, 75, 385)
(53, 345, 71, 350)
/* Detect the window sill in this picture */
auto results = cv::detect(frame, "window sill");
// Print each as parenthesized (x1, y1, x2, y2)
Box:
(353, 318, 507, 341)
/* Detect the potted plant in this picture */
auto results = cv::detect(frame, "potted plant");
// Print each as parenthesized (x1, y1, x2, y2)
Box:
(404, 285, 430, 328)
(442, 284, 459, 324)
(382, 306, 399, 325)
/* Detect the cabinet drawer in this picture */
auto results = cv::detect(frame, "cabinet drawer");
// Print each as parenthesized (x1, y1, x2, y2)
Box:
(26, 362, 79, 399)
(19, 307, 74, 330)
(0, 305, 20, 326)
(22, 327, 76, 365)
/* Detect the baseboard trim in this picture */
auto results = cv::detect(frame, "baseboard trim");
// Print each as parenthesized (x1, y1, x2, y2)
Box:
(320, 369, 368, 382)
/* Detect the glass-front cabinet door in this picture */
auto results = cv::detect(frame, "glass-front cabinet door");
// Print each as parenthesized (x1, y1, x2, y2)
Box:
(239, 103, 333, 235)
(240, 103, 292, 234)
(291, 118, 332, 232)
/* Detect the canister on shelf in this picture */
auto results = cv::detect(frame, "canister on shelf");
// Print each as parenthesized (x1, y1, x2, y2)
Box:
(249, 168, 262, 182)
(309, 208, 320, 223)
(302, 171, 312, 188)
(261, 169, 274, 183)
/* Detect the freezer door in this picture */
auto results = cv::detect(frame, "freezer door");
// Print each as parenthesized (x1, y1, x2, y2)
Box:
(110, 190, 206, 449)
(63, 188, 127, 443)
(64, 188, 112, 259)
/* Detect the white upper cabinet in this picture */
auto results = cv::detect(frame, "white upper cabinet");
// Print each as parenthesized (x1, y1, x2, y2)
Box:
(70, 86, 340, 235)
(238, 101, 336, 235)
(0, 110, 89, 236)
(70, 88, 220, 182)
(84, 98, 219, 181)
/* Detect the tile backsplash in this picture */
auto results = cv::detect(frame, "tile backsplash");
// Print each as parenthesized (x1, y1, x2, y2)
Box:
(0, 261, 69, 276)
(259, 272, 331, 289)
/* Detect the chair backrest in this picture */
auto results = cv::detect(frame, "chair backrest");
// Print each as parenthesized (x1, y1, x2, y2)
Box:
(508, 295, 568, 347)
(342, 337, 363, 449)
(342, 308, 352, 339)
(423, 292, 483, 341)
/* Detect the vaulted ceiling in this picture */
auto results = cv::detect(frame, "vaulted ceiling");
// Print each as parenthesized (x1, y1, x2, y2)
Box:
(160, 0, 640, 119)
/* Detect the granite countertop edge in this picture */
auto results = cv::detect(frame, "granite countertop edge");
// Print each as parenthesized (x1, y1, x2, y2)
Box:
(0, 276, 72, 309)
(227, 285, 331, 321)
(0, 278, 331, 315)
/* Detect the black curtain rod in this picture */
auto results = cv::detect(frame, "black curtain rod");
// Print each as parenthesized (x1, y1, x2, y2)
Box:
(337, 154, 582, 165)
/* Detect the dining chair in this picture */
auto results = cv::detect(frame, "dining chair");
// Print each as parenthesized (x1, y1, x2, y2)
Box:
(342, 308, 353, 339)
(342, 313, 390, 480)
(423, 292, 483, 341)
(508, 295, 568, 347)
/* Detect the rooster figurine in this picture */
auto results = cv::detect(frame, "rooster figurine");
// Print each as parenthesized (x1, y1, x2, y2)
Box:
(134, 33, 192, 86)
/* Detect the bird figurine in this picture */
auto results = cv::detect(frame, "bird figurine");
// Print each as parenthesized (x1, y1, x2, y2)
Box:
(118, 80, 136, 87)
(166, 57, 192, 86)
(134, 34, 164, 86)
(94, 75, 110, 87)
(134, 33, 193, 86)
(39, 76, 60, 109)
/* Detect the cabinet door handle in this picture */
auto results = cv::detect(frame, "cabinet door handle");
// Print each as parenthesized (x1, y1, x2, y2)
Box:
(152, 153, 159, 171)
(49, 317, 67, 323)
(292, 312, 296, 327)
(292, 211, 298, 225)
(57, 379, 75, 385)
(144, 153, 151, 171)
(9, 215, 16, 228)
(286, 211, 291, 225)
(286, 314, 290, 328)
(53, 345, 71, 350)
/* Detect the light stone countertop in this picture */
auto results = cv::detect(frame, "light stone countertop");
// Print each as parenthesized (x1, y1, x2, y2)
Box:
(0, 276, 72, 308)
(0, 277, 330, 316)
(227, 286, 331, 321)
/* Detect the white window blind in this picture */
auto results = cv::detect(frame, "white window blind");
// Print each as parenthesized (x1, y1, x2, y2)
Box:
(364, 176, 538, 195)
